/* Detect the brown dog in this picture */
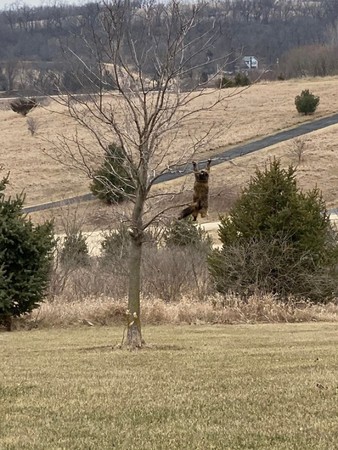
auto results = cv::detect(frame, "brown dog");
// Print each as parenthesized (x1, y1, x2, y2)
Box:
(178, 159, 211, 221)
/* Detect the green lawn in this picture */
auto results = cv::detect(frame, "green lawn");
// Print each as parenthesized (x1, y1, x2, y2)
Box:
(1, 323, 338, 449)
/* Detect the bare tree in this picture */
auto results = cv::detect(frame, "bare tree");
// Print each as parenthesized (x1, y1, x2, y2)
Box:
(27, 117, 39, 135)
(48, 0, 242, 348)
(3, 59, 18, 92)
(289, 137, 307, 166)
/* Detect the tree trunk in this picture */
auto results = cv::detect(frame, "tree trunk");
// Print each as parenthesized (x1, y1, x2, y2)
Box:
(124, 179, 146, 349)
(126, 235, 143, 348)
(6, 316, 12, 331)
(0, 315, 12, 331)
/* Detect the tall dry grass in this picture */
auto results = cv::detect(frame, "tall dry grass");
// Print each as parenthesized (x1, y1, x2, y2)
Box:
(16, 294, 338, 330)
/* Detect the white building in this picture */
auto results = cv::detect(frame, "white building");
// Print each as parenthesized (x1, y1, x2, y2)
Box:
(243, 56, 258, 70)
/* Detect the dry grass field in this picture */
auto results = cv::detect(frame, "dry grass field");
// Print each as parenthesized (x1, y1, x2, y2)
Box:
(211, 125, 338, 210)
(1, 76, 338, 217)
(160, 123, 338, 221)
(1, 323, 338, 450)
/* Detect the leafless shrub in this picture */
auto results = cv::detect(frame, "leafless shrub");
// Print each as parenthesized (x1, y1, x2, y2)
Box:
(57, 202, 89, 236)
(27, 117, 39, 136)
(48, 203, 113, 300)
(142, 246, 211, 302)
(48, 235, 212, 303)
(289, 137, 307, 165)
(49, 256, 129, 301)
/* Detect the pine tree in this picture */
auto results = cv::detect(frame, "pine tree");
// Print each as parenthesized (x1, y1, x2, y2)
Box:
(60, 232, 89, 267)
(209, 159, 338, 301)
(0, 174, 55, 330)
(90, 144, 135, 204)
(295, 89, 319, 115)
(164, 218, 212, 251)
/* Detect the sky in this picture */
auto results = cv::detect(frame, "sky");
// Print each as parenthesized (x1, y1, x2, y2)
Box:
(0, 0, 82, 10)
(0, 0, 46, 8)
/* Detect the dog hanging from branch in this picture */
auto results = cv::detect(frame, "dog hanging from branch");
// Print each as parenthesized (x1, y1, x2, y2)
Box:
(178, 159, 211, 221)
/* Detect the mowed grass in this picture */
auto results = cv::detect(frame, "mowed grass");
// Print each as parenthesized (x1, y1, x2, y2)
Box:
(1, 323, 338, 449)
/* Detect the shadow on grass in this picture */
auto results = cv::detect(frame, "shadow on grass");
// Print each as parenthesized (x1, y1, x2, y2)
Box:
(79, 345, 113, 352)
(81, 344, 185, 352)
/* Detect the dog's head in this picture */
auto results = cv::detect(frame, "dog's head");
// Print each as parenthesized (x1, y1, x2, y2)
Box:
(195, 169, 209, 183)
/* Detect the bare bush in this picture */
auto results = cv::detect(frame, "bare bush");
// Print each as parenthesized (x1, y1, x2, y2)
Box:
(289, 137, 307, 165)
(48, 255, 129, 302)
(48, 239, 212, 303)
(142, 247, 211, 302)
(26, 117, 39, 136)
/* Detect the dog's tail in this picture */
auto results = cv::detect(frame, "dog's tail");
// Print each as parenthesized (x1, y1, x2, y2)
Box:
(178, 203, 198, 220)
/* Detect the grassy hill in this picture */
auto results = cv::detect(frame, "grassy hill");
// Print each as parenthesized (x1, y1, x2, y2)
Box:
(1, 76, 338, 228)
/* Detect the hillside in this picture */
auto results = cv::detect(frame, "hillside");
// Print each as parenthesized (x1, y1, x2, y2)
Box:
(1, 76, 338, 228)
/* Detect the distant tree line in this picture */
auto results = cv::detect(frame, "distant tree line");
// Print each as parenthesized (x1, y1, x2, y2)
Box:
(1, 0, 338, 94)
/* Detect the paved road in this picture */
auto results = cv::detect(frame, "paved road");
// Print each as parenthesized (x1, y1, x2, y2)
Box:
(23, 113, 338, 214)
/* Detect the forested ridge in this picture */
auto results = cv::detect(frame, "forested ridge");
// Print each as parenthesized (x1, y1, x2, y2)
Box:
(1, 0, 338, 94)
